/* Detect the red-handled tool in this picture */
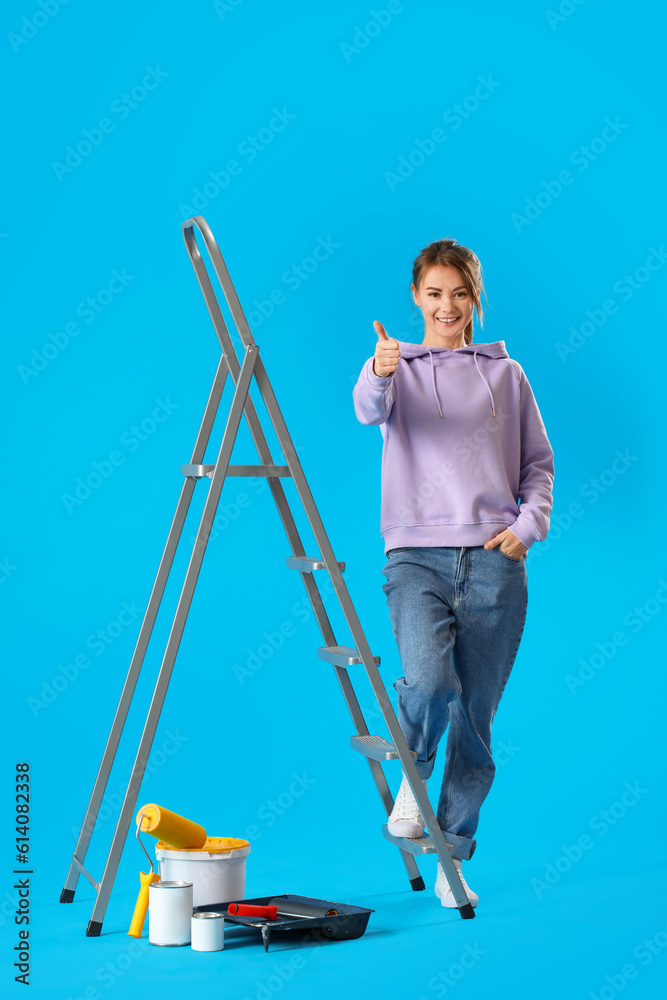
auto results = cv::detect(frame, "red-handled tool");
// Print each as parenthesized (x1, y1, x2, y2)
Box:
(228, 903, 278, 919)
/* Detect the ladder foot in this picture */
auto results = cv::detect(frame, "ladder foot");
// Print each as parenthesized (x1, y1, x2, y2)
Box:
(86, 920, 103, 937)
(60, 888, 75, 903)
(458, 903, 476, 919)
(410, 876, 425, 892)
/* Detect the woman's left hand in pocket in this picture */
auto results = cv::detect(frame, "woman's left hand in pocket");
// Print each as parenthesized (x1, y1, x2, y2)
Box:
(484, 529, 528, 561)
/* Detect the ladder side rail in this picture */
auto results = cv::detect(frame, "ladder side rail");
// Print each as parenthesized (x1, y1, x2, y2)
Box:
(61, 357, 229, 902)
(177, 216, 428, 883)
(252, 357, 474, 915)
(185, 363, 427, 894)
(180, 218, 337, 596)
(181, 220, 350, 627)
(183, 217, 257, 350)
(188, 356, 234, 461)
(179, 227, 361, 684)
(86, 347, 258, 935)
(331, 664, 424, 886)
(356, 653, 473, 914)
(240, 353, 427, 888)
(180, 220, 318, 573)
(177, 229, 425, 888)
(186, 281, 412, 835)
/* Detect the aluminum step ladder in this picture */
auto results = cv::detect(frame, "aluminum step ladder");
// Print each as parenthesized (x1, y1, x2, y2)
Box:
(59, 215, 475, 934)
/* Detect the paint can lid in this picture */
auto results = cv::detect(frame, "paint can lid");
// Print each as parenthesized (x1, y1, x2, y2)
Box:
(156, 836, 250, 854)
(149, 880, 193, 889)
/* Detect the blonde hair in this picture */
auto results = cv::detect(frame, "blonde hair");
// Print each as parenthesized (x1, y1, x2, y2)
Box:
(411, 238, 487, 346)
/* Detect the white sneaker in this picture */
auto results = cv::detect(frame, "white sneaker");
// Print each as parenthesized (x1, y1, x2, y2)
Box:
(387, 774, 428, 838)
(435, 858, 479, 908)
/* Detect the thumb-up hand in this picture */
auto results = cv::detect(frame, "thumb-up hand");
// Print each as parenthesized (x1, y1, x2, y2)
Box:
(373, 321, 401, 377)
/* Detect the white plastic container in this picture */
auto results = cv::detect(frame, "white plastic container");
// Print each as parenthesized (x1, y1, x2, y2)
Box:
(191, 912, 225, 952)
(155, 837, 251, 908)
(148, 880, 193, 946)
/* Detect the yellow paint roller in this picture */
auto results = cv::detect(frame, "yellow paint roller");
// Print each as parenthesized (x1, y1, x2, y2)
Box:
(128, 804, 207, 938)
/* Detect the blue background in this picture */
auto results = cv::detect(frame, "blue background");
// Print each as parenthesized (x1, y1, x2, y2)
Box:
(3, 0, 667, 997)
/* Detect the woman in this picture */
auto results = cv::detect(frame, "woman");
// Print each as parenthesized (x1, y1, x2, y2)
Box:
(352, 238, 555, 908)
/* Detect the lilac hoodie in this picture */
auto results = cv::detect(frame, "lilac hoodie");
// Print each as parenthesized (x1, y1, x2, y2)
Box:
(352, 340, 555, 555)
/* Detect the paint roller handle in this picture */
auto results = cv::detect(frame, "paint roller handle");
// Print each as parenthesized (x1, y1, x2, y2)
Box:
(128, 872, 161, 938)
(227, 903, 278, 920)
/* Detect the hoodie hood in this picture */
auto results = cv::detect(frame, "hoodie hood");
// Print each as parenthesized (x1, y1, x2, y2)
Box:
(395, 340, 510, 419)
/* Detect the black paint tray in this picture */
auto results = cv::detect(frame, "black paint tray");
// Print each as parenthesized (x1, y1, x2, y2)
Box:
(193, 893, 374, 952)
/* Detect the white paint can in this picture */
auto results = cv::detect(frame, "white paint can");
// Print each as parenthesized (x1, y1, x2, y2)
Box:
(148, 880, 193, 946)
(191, 912, 225, 952)
(155, 837, 250, 908)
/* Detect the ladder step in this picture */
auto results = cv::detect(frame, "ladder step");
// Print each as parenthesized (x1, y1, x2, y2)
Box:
(182, 464, 215, 478)
(382, 825, 436, 856)
(286, 556, 346, 573)
(181, 464, 291, 479)
(318, 645, 381, 667)
(351, 735, 418, 761)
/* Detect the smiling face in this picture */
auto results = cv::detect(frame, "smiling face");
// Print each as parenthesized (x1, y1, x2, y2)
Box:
(412, 264, 475, 348)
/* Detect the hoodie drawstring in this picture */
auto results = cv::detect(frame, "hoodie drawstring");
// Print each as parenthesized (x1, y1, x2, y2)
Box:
(427, 350, 443, 418)
(473, 350, 496, 418)
(428, 349, 496, 419)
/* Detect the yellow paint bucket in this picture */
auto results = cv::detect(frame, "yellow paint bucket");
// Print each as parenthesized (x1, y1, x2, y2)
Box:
(155, 837, 251, 908)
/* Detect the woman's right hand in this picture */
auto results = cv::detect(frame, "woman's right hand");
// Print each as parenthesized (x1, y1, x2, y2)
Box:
(373, 320, 401, 377)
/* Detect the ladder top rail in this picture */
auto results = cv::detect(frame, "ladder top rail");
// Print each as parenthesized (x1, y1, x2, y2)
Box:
(182, 215, 256, 353)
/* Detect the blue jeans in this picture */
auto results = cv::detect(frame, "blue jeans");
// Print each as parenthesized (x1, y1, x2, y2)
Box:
(381, 546, 528, 860)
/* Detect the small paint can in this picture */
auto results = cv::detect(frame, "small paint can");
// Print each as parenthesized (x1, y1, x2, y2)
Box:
(148, 880, 193, 946)
(191, 911, 225, 952)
